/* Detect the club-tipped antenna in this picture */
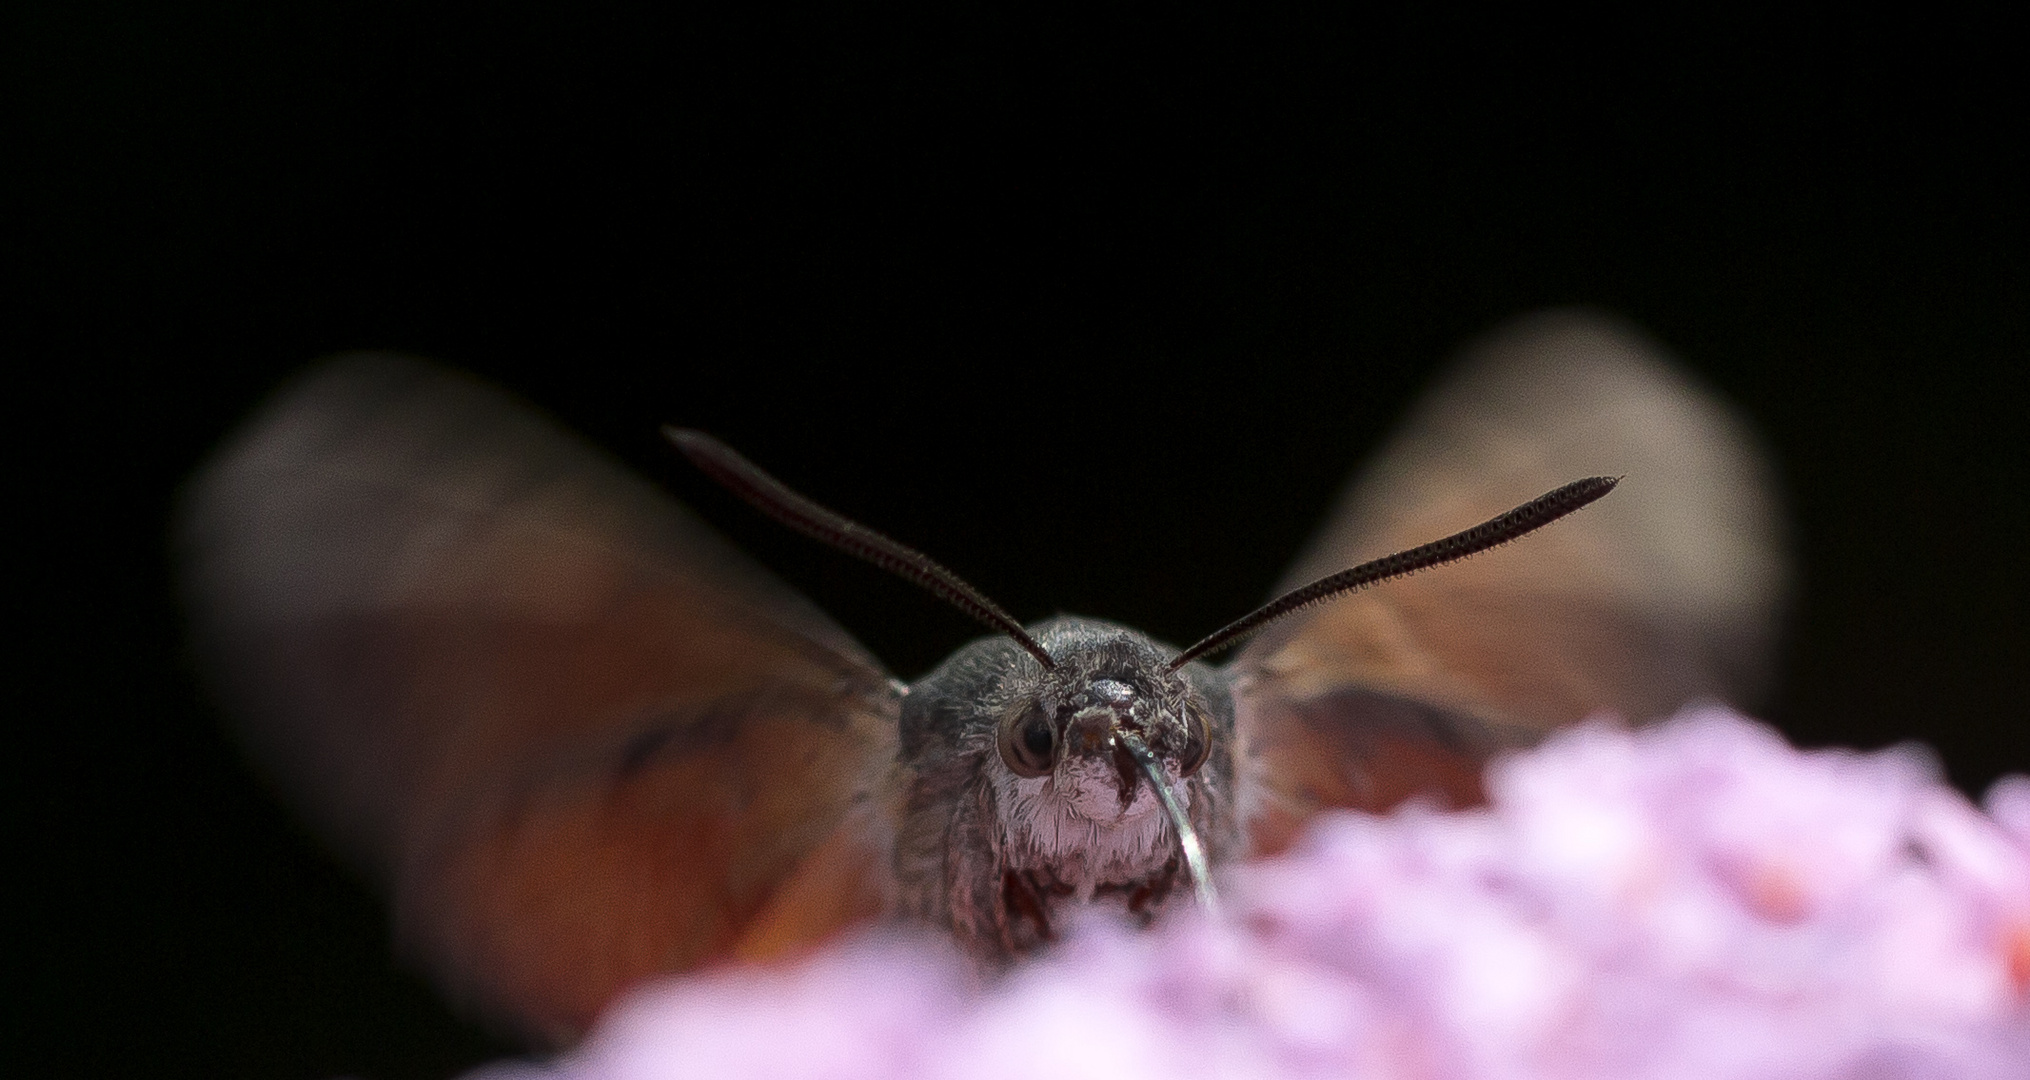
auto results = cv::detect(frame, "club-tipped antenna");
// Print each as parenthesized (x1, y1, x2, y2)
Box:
(1116, 729, 1219, 913)
(666, 428, 1057, 670)
(1168, 476, 1619, 670)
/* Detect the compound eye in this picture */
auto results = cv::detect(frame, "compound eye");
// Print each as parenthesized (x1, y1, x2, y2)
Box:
(1176, 708, 1212, 776)
(997, 705, 1057, 778)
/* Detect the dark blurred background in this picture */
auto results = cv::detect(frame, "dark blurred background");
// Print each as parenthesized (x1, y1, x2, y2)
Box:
(11, 7, 2027, 1078)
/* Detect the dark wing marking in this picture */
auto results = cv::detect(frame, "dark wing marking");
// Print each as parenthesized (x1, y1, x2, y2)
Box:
(1233, 309, 1787, 851)
(177, 356, 899, 1044)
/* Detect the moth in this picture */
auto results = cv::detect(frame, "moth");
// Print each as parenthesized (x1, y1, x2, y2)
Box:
(178, 310, 1785, 1048)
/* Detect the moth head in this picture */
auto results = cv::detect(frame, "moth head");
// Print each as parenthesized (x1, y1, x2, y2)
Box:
(995, 680, 1211, 789)
(990, 622, 1214, 823)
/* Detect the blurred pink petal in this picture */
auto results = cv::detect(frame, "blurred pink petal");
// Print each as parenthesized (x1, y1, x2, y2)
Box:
(472, 708, 2030, 1080)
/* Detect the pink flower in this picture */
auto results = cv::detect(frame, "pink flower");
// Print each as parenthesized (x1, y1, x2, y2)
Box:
(476, 708, 2030, 1080)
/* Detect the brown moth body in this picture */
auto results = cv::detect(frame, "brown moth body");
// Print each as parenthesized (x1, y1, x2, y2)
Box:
(178, 310, 1786, 1045)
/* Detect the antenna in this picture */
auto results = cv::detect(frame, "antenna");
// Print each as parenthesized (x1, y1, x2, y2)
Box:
(1168, 476, 1618, 670)
(666, 428, 1057, 670)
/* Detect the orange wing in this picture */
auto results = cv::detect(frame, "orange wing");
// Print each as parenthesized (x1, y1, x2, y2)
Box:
(1233, 309, 1789, 853)
(177, 357, 899, 1045)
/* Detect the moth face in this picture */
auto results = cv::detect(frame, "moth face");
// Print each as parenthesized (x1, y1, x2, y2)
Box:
(978, 627, 1216, 880)
(896, 616, 1237, 923)
(995, 675, 1211, 822)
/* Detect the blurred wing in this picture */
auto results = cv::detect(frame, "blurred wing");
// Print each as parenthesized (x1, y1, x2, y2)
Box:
(1235, 309, 1787, 852)
(177, 356, 899, 1045)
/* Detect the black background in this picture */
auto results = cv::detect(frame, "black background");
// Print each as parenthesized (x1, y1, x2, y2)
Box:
(12, 7, 2028, 1078)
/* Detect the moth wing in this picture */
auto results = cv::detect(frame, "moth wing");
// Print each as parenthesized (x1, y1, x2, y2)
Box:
(177, 356, 899, 1045)
(1233, 309, 1787, 852)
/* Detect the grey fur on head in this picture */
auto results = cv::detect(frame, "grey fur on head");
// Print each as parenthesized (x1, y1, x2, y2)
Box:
(893, 616, 1238, 958)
